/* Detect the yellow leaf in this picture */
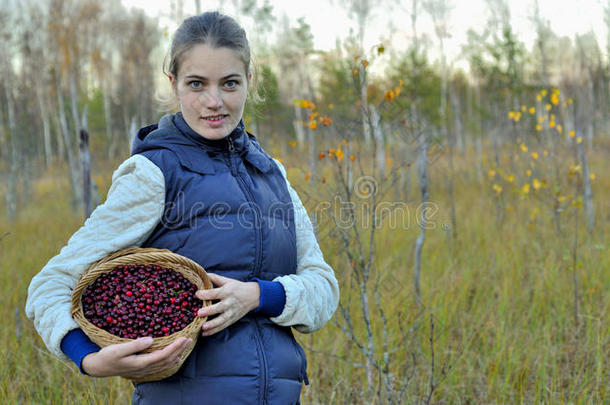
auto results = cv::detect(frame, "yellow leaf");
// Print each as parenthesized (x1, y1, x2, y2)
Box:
(288, 141, 296, 148)
(590, 173, 595, 180)
(568, 98, 573, 104)
(536, 124, 543, 132)
(545, 104, 552, 111)
(576, 137, 582, 144)
(505, 175, 515, 182)
(336, 149, 345, 162)
(521, 105, 527, 112)
(551, 93, 559, 105)
(520, 184, 530, 194)
(569, 130, 575, 138)
(488, 169, 496, 179)
(309, 121, 317, 130)
(508, 111, 515, 119)
(540, 89, 547, 96)
(532, 178, 542, 190)
(531, 152, 538, 160)
(549, 121, 555, 128)
(526, 169, 532, 177)
(350, 154, 355, 162)
(556, 125, 562, 133)
(529, 107, 536, 114)
(492, 184, 502, 195)
(520, 144, 528, 153)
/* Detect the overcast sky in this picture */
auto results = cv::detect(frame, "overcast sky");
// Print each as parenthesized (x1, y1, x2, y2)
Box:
(121, 0, 608, 65)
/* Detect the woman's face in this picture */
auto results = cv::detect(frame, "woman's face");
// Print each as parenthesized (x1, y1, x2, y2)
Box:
(172, 44, 248, 140)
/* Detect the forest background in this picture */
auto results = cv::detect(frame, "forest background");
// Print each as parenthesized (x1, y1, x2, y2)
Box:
(1, 0, 608, 403)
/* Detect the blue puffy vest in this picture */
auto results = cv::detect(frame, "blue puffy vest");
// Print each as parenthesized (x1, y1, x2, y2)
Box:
(130, 114, 307, 405)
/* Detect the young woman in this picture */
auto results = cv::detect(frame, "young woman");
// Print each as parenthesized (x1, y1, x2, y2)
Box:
(26, 11, 339, 404)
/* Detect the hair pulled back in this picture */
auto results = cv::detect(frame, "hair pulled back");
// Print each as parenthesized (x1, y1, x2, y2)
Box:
(166, 11, 251, 79)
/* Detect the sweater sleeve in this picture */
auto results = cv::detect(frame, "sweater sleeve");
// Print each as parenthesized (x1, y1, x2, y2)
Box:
(269, 159, 340, 333)
(25, 154, 165, 360)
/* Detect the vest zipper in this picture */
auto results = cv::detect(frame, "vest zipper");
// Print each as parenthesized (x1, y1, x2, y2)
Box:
(225, 140, 267, 401)
(224, 142, 263, 279)
(253, 318, 269, 404)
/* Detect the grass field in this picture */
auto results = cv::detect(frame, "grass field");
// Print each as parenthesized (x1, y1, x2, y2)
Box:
(1, 142, 608, 404)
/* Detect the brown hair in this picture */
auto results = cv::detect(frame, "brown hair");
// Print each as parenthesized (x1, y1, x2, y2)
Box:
(163, 11, 260, 104)
(166, 11, 251, 78)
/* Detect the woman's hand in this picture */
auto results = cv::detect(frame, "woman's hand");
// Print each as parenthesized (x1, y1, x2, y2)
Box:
(81, 336, 192, 379)
(195, 273, 260, 336)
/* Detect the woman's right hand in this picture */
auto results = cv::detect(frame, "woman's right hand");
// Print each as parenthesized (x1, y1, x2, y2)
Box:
(81, 336, 192, 379)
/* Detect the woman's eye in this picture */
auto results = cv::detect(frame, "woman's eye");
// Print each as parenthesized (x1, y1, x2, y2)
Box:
(225, 80, 238, 89)
(189, 81, 203, 90)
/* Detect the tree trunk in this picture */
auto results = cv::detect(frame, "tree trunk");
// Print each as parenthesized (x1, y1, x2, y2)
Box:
(292, 104, 305, 146)
(36, 86, 53, 167)
(3, 75, 18, 221)
(360, 69, 372, 147)
(412, 104, 428, 303)
(57, 71, 83, 208)
(79, 106, 92, 219)
(369, 103, 385, 179)
(128, 115, 137, 153)
(577, 140, 594, 234)
(104, 78, 115, 159)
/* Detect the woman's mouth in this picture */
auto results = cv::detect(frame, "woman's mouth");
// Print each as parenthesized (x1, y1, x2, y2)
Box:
(201, 114, 228, 127)
(202, 114, 228, 121)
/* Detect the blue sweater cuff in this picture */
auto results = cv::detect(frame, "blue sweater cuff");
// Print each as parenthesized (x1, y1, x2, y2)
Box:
(250, 279, 286, 317)
(60, 329, 100, 375)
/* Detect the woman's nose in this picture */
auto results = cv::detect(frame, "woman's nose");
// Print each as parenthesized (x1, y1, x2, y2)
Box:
(201, 88, 223, 109)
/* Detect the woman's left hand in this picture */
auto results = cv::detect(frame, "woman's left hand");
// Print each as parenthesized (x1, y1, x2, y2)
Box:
(195, 273, 260, 336)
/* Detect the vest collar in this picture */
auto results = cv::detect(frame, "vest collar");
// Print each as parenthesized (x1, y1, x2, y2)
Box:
(173, 113, 272, 174)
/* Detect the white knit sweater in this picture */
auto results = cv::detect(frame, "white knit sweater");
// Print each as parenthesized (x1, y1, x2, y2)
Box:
(25, 155, 339, 360)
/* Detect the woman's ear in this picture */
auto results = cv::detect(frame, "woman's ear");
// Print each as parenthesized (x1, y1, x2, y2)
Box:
(169, 74, 177, 93)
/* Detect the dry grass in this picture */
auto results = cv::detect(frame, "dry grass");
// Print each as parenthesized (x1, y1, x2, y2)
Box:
(1, 144, 608, 404)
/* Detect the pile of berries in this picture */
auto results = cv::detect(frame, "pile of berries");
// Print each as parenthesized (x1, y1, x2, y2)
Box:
(82, 264, 201, 339)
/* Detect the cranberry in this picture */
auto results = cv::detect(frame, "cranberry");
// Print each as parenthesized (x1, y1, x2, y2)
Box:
(82, 264, 202, 339)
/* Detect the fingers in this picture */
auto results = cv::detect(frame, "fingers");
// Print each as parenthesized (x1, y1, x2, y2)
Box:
(110, 336, 154, 357)
(201, 312, 230, 336)
(196, 287, 220, 301)
(196, 300, 225, 318)
(130, 337, 192, 369)
(206, 272, 230, 287)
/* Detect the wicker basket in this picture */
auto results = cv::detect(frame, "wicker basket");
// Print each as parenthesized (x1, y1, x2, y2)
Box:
(71, 247, 212, 382)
